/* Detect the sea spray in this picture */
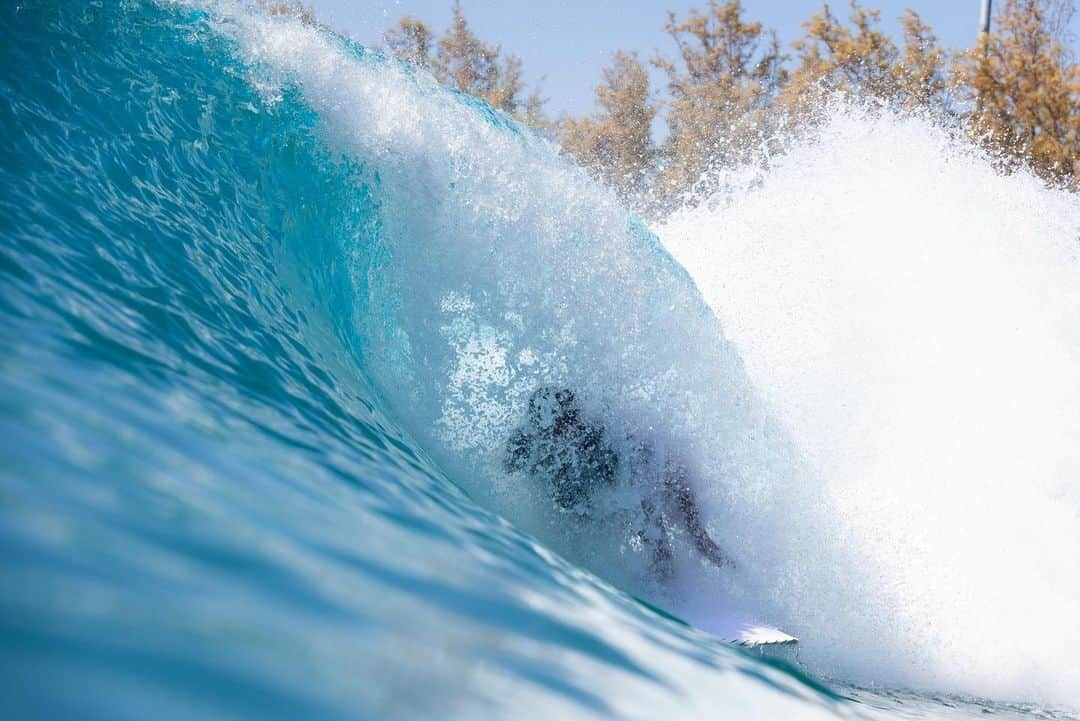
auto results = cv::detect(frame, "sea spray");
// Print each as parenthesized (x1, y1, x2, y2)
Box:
(659, 103, 1080, 702)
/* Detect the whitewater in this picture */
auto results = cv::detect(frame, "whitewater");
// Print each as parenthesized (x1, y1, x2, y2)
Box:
(660, 106, 1080, 702)
(0, 2, 1077, 719)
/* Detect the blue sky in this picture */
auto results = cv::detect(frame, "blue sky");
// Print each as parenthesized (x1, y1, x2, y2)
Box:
(307, 1, 1076, 119)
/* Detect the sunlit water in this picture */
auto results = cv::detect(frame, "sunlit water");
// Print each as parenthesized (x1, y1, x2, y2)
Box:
(1, 3, 1076, 719)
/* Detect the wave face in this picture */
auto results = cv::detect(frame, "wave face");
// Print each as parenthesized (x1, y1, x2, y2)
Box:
(660, 107, 1080, 703)
(226, 5, 803, 607)
(0, 3, 837, 719)
(0, 2, 1076, 719)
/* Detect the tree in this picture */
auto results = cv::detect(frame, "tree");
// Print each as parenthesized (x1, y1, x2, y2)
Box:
(560, 52, 657, 208)
(435, 2, 515, 110)
(379, 0, 1079, 196)
(383, 16, 434, 68)
(779, 2, 948, 119)
(652, 1, 785, 203)
(893, 10, 948, 112)
(385, 3, 547, 127)
(784, 1, 897, 103)
(956, 0, 1080, 186)
(262, 0, 322, 28)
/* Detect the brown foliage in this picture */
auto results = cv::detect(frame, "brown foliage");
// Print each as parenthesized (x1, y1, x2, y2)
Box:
(956, 0, 1080, 186)
(895, 10, 948, 111)
(261, 1, 322, 29)
(383, 3, 547, 126)
(559, 52, 657, 208)
(652, 1, 785, 202)
(781, 2, 946, 117)
(384, 16, 434, 68)
(381, 0, 1079, 204)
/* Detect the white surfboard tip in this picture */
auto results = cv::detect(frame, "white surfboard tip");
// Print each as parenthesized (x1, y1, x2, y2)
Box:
(729, 625, 799, 648)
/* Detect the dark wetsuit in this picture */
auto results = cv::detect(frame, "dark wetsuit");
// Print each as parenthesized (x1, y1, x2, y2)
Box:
(504, 387, 617, 511)
(504, 386, 734, 578)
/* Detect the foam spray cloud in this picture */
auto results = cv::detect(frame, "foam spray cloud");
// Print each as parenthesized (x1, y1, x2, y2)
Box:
(660, 104, 1080, 701)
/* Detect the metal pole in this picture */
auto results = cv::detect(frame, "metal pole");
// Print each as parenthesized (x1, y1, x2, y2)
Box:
(979, 0, 993, 34)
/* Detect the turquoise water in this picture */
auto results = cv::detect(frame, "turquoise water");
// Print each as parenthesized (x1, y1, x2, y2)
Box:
(1, 3, 1077, 719)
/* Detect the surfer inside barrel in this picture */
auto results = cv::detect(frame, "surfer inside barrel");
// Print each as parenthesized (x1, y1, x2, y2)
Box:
(504, 386, 734, 579)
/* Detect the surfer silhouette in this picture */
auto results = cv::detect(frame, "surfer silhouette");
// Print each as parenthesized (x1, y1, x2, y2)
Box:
(504, 386, 734, 579)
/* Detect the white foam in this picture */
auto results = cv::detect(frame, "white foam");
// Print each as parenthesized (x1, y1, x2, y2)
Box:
(659, 105, 1080, 703)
